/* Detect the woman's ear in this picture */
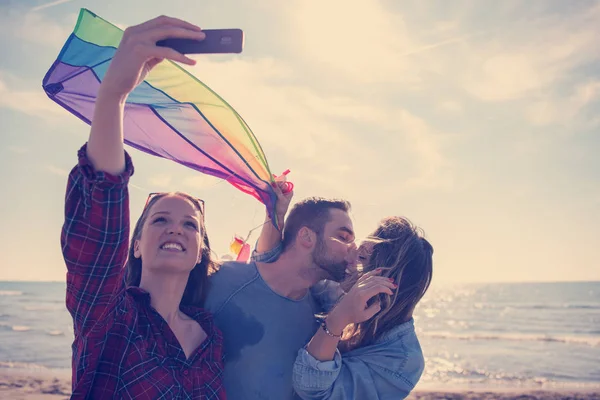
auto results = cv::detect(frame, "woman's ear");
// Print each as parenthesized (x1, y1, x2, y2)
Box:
(133, 240, 141, 259)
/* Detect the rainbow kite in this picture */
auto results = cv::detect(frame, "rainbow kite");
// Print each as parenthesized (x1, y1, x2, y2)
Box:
(42, 8, 280, 224)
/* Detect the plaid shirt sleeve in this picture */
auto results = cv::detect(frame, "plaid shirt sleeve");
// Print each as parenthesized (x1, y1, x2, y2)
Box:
(61, 144, 134, 338)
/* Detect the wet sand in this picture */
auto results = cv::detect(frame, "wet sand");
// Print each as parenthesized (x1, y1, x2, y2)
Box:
(1, 369, 599, 399)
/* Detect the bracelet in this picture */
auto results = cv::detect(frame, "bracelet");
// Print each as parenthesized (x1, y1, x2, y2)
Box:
(321, 320, 342, 339)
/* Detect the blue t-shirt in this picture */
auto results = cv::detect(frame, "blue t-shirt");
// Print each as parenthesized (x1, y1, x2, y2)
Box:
(205, 261, 321, 400)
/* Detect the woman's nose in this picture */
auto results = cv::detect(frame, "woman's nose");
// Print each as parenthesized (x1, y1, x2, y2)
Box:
(167, 223, 184, 235)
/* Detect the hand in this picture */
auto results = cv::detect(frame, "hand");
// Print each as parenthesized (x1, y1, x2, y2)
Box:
(99, 15, 206, 100)
(326, 269, 396, 334)
(272, 180, 294, 222)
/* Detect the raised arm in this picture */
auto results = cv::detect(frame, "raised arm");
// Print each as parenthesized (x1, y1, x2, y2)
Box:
(62, 145, 133, 338)
(253, 181, 293, 256)
(62, 16, 206, 338)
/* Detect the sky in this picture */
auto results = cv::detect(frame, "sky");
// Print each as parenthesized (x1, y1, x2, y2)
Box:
(0, 0, 598, 284)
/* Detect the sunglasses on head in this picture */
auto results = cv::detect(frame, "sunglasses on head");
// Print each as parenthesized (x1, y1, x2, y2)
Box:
(144, 192, 205, 216)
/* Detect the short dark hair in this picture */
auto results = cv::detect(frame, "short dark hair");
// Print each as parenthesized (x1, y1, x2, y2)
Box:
(282, 197, 351, 249)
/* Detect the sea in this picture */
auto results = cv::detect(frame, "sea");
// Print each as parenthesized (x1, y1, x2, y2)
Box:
(1, 280, 599, 391)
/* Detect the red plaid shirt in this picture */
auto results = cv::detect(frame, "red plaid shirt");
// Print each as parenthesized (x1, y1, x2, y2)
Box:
(62, 144, 226, 399)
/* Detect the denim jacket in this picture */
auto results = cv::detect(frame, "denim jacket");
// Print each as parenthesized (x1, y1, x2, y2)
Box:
(252, 245, 425, 399)
(292, 320, 424, 400)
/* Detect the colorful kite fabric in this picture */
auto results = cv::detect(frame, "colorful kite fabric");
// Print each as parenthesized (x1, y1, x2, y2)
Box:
(43, 8, 279, 224)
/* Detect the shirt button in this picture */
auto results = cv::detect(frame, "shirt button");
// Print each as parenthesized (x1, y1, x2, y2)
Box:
(183, 369, 189, 376)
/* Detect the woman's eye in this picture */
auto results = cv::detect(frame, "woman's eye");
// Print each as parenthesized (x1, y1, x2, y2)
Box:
(185, 221, 198, 230)
(152, 217, 166, 224)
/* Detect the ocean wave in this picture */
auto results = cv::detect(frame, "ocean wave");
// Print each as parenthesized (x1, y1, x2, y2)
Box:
(467, 303, 600, 311)
(23, 305, 64, 312)
(529, 304, 600, 310)
(0, 290, 23, 296)
(423, 331, 600, 347)
(421, 357, 600, 389)
(0, 361, 50, 370)
(0, 323, 68, 336)
(11, 325, 32, 332)
(18, 298, 63, 304)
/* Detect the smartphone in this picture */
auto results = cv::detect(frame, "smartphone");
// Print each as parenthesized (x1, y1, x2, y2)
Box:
(156, 29, 244, 54)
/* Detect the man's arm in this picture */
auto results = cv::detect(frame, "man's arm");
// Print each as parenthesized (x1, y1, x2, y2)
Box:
(255, 181, 293, 253)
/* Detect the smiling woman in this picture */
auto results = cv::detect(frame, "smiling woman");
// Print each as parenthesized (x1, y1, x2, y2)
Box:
(59, 14, 226, 400)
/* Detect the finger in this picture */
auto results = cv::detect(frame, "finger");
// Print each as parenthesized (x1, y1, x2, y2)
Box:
(146, 45, 195, 65)
(149, 26, 206, 42)
(359, 284, 394, 301)
(356, 270, 386, 285)
(282, 181, 294, 194)
(271, 181, 284, 198)
(361, 268, 384, 280)
(146, 57, 165, 70)
(135, 15, 202, 33)
(276, 181, 289, 194)
(362, 301, 382, 320)
(361, 278, 397, 291)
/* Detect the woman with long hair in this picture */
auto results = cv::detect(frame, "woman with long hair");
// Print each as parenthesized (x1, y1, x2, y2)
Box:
(62, 15, 225, 399)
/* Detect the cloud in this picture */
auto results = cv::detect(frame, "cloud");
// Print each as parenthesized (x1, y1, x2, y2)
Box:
(130, 183, 149, 192)
(438, 100, 463, 114)
(182, 175, 223, 190)
(0, 10, 73, 48)
(30, 0, 75, 12)
(44, 164, 69, 177)
(7, 146, 29, 154)
(268, 0, 420, 86)
(263, 0, 600, 114)
(148, 174, 172, 188)
(527, 80, 600, 127)
(187, 56, 451, 196)
(446, 5, 600, 102)
(0, 73, 72, 122)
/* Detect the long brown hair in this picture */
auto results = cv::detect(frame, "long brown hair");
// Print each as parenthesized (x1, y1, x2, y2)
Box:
(124, 192, 219, 307)
(340, 216, 433, 352)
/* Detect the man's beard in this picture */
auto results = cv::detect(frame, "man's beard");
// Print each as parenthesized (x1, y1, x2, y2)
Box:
(312, 237, 348, 282)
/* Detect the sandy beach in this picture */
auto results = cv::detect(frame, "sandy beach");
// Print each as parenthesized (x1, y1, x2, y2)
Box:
(406, 389, 600, 400)
(0, 370, 70, 400)
(1, 370, 600, 400)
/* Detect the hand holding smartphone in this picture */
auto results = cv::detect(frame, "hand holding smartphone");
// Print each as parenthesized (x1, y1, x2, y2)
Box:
(156, 28, 244, 54)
